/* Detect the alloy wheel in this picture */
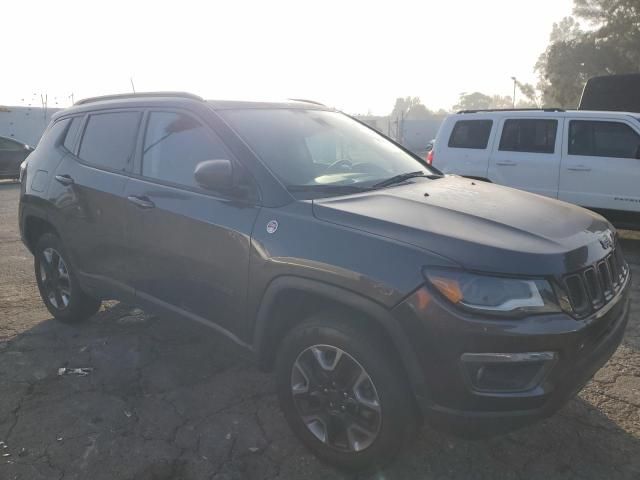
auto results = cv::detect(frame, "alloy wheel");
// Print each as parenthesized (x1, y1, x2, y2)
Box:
(291, 344, 382, 453)
(39, 248, 71, 309)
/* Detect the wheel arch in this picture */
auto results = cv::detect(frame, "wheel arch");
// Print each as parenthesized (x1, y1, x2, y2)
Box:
(22, 213, 59, 253)
(252, 276, 428, 404)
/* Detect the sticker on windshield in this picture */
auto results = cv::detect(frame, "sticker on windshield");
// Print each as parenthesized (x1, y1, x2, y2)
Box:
(266, 220, 279, 234)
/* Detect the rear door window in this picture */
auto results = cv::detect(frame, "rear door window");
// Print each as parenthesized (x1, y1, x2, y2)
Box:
(568, 120, 640, 159)
(78, 111, 141, 171)
(499, 119, 557, 154)
(448, 120, 493, 149)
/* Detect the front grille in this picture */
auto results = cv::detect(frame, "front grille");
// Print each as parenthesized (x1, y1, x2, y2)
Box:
(563, 248, 629, 317)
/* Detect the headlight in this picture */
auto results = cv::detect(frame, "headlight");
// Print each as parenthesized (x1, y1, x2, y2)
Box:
(424, 268, 560, 316)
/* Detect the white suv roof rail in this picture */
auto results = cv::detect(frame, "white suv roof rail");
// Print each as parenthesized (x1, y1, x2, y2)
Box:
(457, 108, 565, 114)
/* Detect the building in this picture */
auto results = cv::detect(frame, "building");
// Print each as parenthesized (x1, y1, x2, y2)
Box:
(0, 106, 61, 146)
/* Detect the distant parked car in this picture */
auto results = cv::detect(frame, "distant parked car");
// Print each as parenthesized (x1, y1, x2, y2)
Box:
(0, 136, 34, 180)
(432, 108, 640, 229)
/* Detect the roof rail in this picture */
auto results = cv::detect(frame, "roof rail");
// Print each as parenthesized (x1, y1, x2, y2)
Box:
(457, 108, 565, 114)
(75, 91, 203, 106)
(287, 98, 326, 106)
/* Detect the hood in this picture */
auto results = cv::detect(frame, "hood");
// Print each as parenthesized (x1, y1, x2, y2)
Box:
(312, 176, 614, 276)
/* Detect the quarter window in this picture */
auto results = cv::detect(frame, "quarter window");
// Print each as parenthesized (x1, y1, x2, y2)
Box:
(448, 120, 493, 149)
(63, 117, 82, 153)
(569, 120, 640, 159)
(141, 111, 231, 189)
(36, 119, 71, 151)
(499, 119, 557, 154)
(78, 111, 141, 170)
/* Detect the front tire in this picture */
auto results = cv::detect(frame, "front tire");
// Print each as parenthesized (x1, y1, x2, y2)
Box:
(34, 232, 101, 323)
(275, 312, 415, 471)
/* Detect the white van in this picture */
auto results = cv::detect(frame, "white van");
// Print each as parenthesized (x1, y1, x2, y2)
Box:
(431, 109, 640, 228)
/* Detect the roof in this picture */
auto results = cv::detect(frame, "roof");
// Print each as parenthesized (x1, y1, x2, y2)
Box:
(74, 91, 203, 105)
(52, 93, 332, 120)
(206, 99, 331, 110)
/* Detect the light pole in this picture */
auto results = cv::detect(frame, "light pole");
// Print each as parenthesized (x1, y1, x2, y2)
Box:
(511, 76, 517, 108)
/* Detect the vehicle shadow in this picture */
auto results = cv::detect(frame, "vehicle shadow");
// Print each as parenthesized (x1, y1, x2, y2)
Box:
(1, 301, 639, 480)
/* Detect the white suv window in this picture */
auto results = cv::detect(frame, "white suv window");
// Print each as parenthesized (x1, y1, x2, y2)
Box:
(568, 120, 640, 159)
(499, 119, 557, 154)
(448, 120, 492, 149)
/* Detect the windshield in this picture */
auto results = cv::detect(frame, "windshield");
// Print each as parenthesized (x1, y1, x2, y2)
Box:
(219, 108, 434, 191)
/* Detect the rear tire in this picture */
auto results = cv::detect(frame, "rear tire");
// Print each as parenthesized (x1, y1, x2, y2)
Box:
(275, 312, 415, 471)
(34, 232, 101, 323)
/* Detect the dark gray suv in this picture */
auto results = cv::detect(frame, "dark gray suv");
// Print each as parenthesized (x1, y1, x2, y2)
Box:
(19, 92, 631, 470)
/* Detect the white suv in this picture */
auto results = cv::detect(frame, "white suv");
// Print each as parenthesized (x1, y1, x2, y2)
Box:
(431, 109, 640, 228)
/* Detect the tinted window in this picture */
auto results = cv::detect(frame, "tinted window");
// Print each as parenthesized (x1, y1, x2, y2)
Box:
(78, 112, 140, 170)
(142, 111, 230, 188)
(448, 120, 493, 149)
(63, 117, 82, 152)
(569, 120, 640, 159)
(0, 137, 24, 151)
(36, 119, 70, 151)
(499, 119, 557, 154)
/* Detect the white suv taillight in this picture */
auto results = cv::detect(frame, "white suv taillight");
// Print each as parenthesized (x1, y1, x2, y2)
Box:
(426, 150, 434, 165)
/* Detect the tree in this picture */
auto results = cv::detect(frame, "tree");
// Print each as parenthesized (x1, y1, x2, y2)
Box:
(453, 92, 491, 111)
(515, 81, 542, 107)
(536, 0, 640, 108)
(452, 92, 514, 111)
(390, 97, 432, 119)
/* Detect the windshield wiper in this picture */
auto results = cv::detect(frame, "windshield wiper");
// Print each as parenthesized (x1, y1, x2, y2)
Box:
(372, 171, 441, 189)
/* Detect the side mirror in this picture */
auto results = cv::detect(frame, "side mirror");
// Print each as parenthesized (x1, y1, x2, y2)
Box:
(194, 159, 233, 191)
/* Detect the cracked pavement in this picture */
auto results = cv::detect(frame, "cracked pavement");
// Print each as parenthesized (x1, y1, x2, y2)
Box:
(1, 181, 639, 479)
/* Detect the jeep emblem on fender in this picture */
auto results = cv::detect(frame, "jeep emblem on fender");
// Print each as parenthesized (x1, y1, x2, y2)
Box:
(599, 232, 613, 249)
(266, 220, 278, 234)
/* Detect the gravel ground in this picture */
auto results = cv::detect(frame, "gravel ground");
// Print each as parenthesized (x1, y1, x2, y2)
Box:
(0, 180, 639, 480)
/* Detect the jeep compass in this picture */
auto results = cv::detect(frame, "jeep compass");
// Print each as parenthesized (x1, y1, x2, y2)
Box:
(18, 92, 631, 470)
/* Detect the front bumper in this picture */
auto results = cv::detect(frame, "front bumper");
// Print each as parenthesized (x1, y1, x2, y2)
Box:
(393, 272, 631, 437)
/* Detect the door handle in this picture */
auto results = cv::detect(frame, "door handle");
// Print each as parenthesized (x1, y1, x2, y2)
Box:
(127, 195, 155, 209)
(496, 160, 517, 166)
(567, 165, 592, 172)
(54, 174, 74, 186)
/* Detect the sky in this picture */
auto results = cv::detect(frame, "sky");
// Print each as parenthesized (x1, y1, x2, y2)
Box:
(2, 0, 574, 115)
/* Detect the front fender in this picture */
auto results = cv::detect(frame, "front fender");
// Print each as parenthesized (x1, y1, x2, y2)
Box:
(251, 275, 430, 405)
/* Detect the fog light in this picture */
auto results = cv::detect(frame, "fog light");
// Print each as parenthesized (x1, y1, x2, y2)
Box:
(461, 352, 556, 393)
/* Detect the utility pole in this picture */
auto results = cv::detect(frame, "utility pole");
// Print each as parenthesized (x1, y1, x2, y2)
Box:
(40, 93, 48, 120)
(511, 76, 517, 108)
